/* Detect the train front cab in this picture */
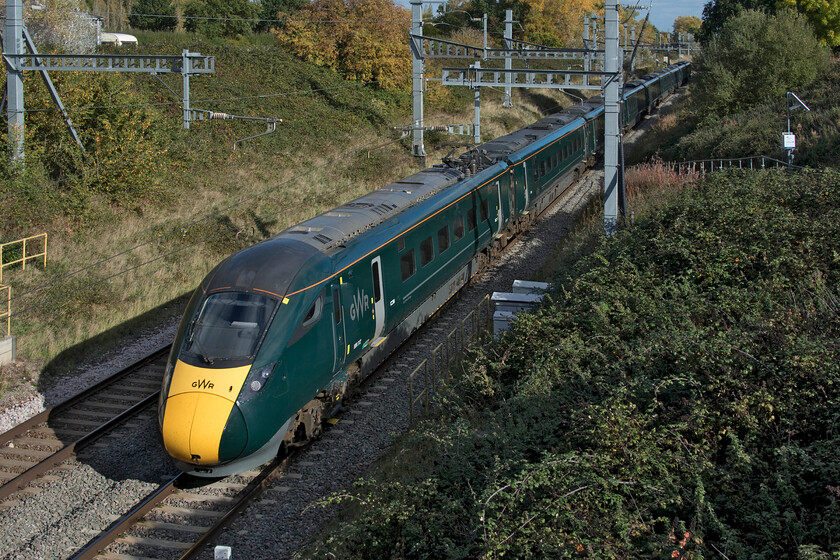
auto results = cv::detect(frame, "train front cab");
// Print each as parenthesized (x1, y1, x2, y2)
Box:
(159, 238, 335, 477)
(159, 288, 283, 474)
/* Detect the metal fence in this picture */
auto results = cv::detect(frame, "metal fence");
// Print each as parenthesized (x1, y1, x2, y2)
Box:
(1, 285, 9, 337)
(665, 155, 804, 176)
(0, 233, 47, 282)
(409, 294, 492, 426)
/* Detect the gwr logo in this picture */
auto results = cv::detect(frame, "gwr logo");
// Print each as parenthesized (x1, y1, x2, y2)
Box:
(192, 379, 215, 390)
(349, 288, 370, 321)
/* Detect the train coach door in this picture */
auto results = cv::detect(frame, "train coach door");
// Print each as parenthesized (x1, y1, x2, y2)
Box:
(331, 285, 345, 371)
(371, 257, 385, 341)
(508, 172, 516, 219)
(495, 181, 505, 234)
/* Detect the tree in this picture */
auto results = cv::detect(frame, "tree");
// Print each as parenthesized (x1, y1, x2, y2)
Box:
(273, 0, 411, 89)
(520, 0, 597, 47)
(254, 0, 307, 33)
(780, 0, 840, 47)
(673, 15, 701, 37)
(183, 0, 257, 38)
(698, 0, 776, 42)
(694, 9, 829, 115)
(2, 0, 98, 53)
(128, 0, 177, 32)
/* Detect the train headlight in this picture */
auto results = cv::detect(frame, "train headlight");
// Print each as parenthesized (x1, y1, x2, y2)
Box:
(248, 363, 275, 393)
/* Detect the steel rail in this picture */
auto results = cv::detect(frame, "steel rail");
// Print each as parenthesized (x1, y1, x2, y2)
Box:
(70, 473, 185, 560)
(0, 394, 160, 503)
(179, 454, 296, 560)
(68, 453, 297, 559)
(0, 345, 171, 502)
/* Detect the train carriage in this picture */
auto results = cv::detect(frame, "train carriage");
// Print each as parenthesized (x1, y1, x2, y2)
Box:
(158, 62, 691, 476)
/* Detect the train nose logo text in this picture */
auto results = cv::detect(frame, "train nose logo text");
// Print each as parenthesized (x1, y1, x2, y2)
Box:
(192, 379, 215, 389)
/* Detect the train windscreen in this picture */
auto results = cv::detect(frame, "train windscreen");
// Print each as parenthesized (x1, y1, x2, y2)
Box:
(183, 292, 277, 364)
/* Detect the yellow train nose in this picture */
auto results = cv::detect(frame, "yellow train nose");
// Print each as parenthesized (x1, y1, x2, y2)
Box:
(161, 360, 252, 465)
(162, 392, 248, 464)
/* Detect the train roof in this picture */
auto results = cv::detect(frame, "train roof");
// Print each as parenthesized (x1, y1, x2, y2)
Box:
(479, 113, 577, 160)
(202, 236, 322, 297)
(271, 61, 688, 257)
(277, 166, 467, 252)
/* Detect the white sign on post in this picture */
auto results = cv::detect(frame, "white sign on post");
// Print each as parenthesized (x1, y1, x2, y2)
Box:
(783, 132, 796, 149)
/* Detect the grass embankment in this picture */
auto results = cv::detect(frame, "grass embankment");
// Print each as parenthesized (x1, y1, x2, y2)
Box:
(0, 32, 571, 394)
(307, 167, 840, 558)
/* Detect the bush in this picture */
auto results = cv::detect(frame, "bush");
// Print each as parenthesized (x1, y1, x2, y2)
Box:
(311, 169, 840, 559)
(183, 0, 257, 38)
(661, 59, 840, 166)
(272, 0, 411, 90)
(129, 0, 177, 32)
(693, 9, 829, 116)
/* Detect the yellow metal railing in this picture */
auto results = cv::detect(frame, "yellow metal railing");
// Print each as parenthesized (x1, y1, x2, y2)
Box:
(0, 233, 47, 283)
(1, 285, 9, 338)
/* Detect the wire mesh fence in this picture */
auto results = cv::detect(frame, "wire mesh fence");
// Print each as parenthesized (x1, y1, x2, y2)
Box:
(408, 294, 492, 426)
(665, 155, 803, 176)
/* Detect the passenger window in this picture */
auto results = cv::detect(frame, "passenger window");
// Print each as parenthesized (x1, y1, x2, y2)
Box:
(480, 199, 489, 222)
(533, 163, 538, 181)
(401, 249, 416, 281)
(438, 226, 450, 253)
(397, 238, 405, 252)
(371, 260, 382, 303)
(453, 216, 465, 241)
(467, 208, 476, 231)
(420, 237, 434, 266)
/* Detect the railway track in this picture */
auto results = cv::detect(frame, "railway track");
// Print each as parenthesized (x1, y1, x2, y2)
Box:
(66, 167, 599, 560)
(70, 452, 298, 560)
(0, 346, 171, 508)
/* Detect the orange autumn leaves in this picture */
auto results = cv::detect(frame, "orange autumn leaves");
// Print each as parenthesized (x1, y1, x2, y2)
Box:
(272, 0, 412, 90)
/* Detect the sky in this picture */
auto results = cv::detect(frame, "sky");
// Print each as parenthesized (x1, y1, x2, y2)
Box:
(648, 0, 707, 32)
(396, 1, 708, 35)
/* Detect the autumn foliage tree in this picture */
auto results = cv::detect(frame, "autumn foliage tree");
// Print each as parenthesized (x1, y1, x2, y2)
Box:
(673, 15, 701, 36)
(781, 0, 840, 47)
(272, 0, 411, 89)
(520, 0, 597, 47)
